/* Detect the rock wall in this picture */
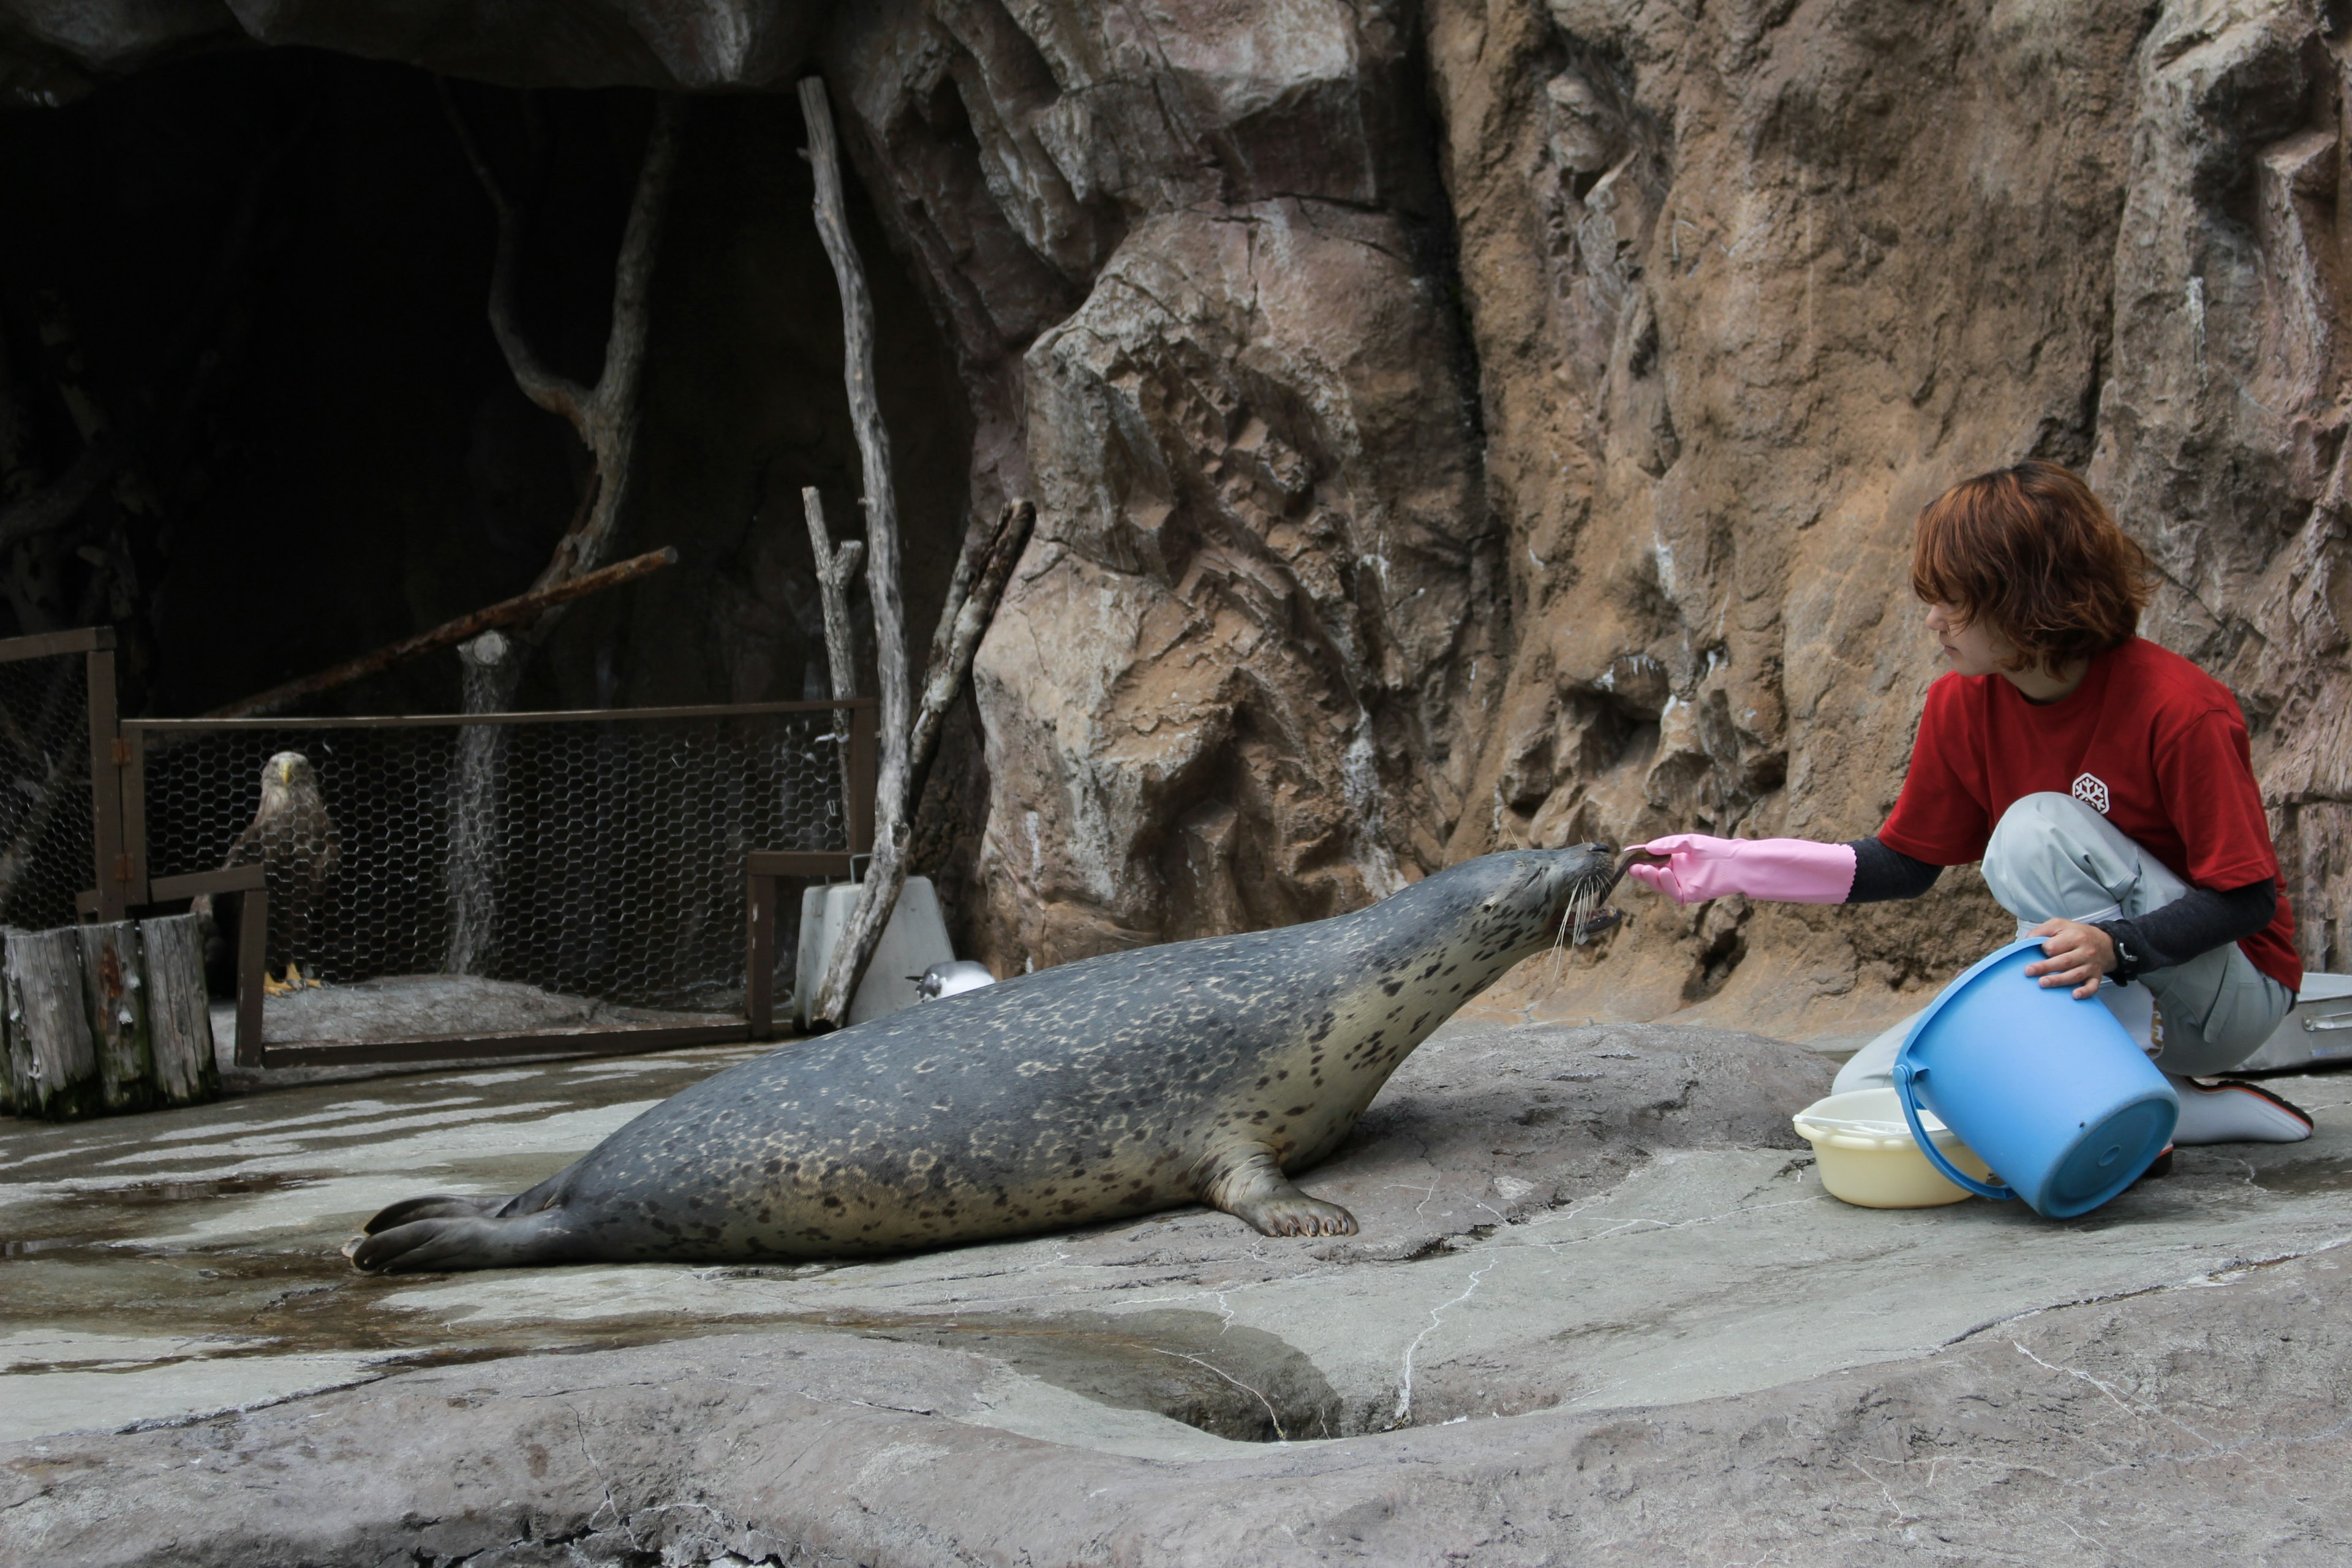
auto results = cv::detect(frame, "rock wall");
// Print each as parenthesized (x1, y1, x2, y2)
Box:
(1419, 0, 2352, 1026)
(823, 0, 2352, 1027)
(1422, 0, 2163, 1028)
(821, 3, 1499, 968)
(7, 0, 2348, 1020)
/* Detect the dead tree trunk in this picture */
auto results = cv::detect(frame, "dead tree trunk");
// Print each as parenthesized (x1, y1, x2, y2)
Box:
(441, 88, 685, 645)
(442, 88, 683, 972)
(802, 76, 916, 1030)
(448, 630, 515, 974)
(802, 485, 865, 818)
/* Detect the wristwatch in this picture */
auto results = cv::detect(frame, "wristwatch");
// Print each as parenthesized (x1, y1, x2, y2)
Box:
(2098, 922, 2143, 985)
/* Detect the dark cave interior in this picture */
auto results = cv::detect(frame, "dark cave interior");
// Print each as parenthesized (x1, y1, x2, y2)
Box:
(0, 45, 973, 723)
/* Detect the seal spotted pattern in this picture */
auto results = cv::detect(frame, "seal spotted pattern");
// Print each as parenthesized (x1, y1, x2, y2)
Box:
(350, 845, 1623, 1273)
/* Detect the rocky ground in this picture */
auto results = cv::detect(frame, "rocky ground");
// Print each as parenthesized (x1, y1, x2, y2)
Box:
(4, 1022, 2349, 1564)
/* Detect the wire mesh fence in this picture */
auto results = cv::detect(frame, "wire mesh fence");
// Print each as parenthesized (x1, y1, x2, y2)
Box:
(0, 643, 100, 933)
(128, 704, 859, 1027)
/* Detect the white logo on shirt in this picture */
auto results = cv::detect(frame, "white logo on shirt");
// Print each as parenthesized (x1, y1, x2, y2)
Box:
(2071, 772, 2110, 815)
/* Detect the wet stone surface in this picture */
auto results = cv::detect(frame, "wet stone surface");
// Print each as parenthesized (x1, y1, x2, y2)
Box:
(0, 1047, 778, 1439)
(6, 1022, 2351, 1459)
(7, 1022, 2352, 1566)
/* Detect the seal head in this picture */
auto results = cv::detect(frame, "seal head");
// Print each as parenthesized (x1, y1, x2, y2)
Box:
(350, 844, 1620, 1272)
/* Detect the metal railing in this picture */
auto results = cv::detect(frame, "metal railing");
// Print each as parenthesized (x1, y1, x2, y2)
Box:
(118, 700, 874, 1069)
(0, 623, 878, 1074)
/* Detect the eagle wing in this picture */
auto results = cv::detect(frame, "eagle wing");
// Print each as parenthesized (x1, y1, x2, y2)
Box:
(293, 784, 339, 902)
(222, 816, 265, 871)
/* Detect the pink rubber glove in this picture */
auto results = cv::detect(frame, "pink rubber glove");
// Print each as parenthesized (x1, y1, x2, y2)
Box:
(1624, 835, 1856, 906)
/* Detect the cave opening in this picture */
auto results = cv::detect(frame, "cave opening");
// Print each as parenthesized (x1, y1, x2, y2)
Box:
(0, 45, 974, 723)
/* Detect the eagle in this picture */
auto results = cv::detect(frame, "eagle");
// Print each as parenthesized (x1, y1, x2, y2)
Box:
(224, 750, 341, 995)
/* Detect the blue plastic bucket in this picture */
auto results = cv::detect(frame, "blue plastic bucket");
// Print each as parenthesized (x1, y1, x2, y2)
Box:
(1892, 938, 2179, 1218)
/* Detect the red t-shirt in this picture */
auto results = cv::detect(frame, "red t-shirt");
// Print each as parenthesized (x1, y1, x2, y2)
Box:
(1879, 638, 2300, 991)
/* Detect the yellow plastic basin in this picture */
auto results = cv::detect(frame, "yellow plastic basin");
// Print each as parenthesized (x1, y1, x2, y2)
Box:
(1792, 1087, 1995, 1208)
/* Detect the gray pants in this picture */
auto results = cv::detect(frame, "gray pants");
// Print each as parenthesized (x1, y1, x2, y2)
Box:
(1833, 793, 2293, 1093)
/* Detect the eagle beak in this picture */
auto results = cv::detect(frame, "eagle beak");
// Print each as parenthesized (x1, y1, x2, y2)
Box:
(279, 760, 292, 784)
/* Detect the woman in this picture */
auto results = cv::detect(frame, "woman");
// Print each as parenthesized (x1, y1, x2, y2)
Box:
(1627, 461, 2310, 1146)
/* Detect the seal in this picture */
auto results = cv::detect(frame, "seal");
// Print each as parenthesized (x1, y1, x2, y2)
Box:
(349, 844, 1624, 1273)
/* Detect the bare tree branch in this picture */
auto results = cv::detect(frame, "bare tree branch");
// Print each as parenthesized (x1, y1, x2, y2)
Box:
(442, 83, 687, 592)
(908, 499, 1033, 802)
(538, 93, 685, 592)
(802, 74, 914, 1030)
(437, 81, 591, 428)
(802, 485, 865, 810)
(802, 486, 867, 699)
(208, 546, 678, 720)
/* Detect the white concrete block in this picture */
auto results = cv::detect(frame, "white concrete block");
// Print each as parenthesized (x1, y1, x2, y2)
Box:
(794, 876, 956, 1028)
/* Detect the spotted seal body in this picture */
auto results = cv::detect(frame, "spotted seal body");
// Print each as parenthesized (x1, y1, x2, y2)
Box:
(350, 845, 1620, 1273)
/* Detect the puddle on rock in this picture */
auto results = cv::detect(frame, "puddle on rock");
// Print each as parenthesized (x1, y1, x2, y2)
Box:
(1, 1173, 323, 1256)
(0, 1046, 790, 1399)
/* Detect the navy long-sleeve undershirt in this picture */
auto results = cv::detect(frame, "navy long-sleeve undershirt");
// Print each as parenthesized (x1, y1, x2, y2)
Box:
(1839, 835, 2275, 978)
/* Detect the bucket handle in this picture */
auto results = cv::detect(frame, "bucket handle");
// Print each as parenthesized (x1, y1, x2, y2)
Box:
(1891, 1058, 2014, 1202)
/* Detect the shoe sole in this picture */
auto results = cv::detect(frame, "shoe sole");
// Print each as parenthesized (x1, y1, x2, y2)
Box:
(2209, 1079, 2316, 1133)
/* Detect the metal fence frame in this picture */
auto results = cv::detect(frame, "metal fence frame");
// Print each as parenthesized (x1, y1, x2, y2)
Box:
(1, 621, 879, 1073)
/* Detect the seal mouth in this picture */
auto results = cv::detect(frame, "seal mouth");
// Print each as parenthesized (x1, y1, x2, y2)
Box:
(1555, 848, 1643, 944)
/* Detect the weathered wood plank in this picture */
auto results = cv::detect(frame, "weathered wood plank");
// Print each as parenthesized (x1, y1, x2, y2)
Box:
(140, 913, 217, 1106)
(78, 921, 152, 1112)
(7, 925, 99, 1120)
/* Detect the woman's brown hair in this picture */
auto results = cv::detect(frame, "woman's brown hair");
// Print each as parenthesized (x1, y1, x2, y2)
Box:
(1910, 461, 2155, 673)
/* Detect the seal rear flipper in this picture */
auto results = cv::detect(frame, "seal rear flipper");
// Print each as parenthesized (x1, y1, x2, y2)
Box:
(360, 1192, 510, 1234)
(345, 1208, 571, 1274)
(1199, 1147, 1359, 1238)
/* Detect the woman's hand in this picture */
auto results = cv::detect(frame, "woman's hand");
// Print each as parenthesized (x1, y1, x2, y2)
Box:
(2024, 918, 2116, 999)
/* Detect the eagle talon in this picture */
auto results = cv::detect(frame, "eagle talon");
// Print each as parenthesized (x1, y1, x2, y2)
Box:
(263, 969, 292, 997)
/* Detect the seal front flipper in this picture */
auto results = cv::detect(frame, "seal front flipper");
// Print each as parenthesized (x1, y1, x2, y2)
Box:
(1199, 1146, 1358, 1238)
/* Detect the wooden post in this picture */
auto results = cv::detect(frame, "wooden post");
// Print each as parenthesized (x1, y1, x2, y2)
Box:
(86, 643, 132, 918)
(236, 882, 266, 1068)
(77, 920, 151, 1112)
(7, 926, 98, 1120)
(140, 913, 217, 1106)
